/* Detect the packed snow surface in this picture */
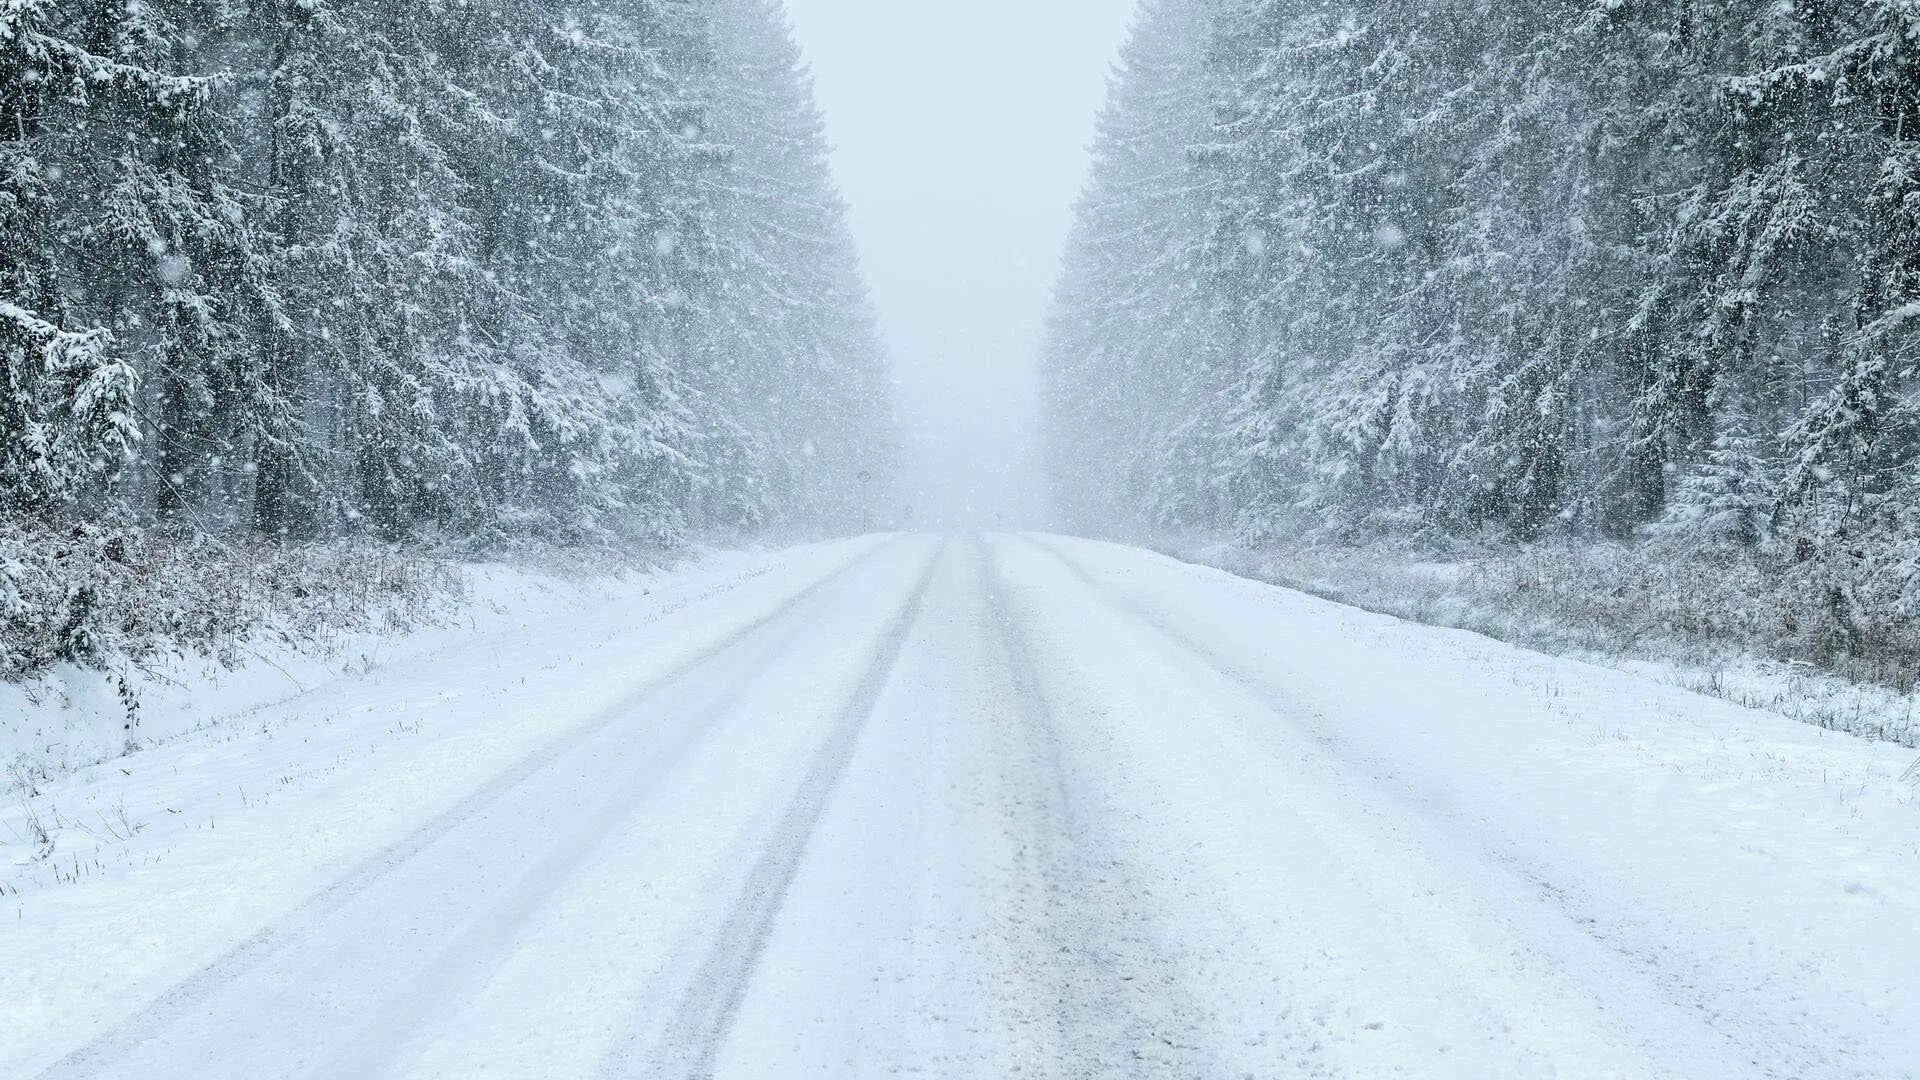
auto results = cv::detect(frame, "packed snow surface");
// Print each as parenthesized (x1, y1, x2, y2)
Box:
(4, 534, 1916, 1078)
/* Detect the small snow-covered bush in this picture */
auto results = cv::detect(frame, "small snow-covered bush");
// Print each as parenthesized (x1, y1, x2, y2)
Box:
(0, 515, 462, 693)
(1492, 540, 1920, 689)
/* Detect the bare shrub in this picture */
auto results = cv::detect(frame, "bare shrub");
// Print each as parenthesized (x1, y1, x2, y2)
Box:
(1, 517, 464, 699)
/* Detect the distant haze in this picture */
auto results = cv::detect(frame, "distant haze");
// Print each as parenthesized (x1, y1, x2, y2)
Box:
(783, 0, 1138, 529)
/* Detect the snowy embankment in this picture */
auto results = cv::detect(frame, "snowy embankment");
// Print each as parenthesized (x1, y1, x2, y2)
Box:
(0, 535, 886, 1072)
(3, 547, 725, 782)
(1168, 534, 1920, 747)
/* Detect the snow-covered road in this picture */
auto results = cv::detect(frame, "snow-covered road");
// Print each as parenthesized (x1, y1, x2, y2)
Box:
(6, 535, 1917, 1079)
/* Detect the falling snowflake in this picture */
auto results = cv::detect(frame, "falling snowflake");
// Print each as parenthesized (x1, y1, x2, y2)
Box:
(155, 254, 192, 285)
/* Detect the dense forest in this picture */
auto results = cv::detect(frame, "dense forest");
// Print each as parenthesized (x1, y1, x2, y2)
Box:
(1, 0, 891, 679)
(1046, 0, 1920, 662)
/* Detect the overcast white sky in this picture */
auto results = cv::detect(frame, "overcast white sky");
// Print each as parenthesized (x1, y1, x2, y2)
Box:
(783, 0, 1138, 528)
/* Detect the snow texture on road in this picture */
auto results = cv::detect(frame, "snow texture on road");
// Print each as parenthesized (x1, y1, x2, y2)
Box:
(4, 534, 1916, 1078)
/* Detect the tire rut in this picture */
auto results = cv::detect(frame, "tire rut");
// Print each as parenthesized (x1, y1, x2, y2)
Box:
(620, 540, 946, 1080)
(978, 537, 1227, 1080)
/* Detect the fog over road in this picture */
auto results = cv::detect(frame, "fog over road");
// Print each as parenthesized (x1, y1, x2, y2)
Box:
(10, 536, 1917, 1079)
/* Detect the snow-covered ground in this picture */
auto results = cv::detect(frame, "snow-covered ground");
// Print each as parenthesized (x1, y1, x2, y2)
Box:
(4, 533, 1916, 1078)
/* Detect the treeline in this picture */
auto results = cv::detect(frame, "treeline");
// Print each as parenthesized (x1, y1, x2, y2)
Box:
(1046, 0, 1920, 581)
(0, 0, 890, 682)
(2, 0, 889, 550)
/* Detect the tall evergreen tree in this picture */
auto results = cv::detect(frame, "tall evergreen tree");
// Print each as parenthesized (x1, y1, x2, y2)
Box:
(697, 0, 893, 533)
(1043, 0, 1219, 535)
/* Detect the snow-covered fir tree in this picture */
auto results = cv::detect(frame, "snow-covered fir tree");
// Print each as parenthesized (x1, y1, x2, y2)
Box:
(1, 1, 211, 520)
(1043, 0, 1219, 534)
(696, 0, 894, 534)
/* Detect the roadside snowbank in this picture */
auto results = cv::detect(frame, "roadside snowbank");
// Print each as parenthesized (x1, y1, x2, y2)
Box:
(1167, 534, 1920, 747)
(2, 552, 708, 784)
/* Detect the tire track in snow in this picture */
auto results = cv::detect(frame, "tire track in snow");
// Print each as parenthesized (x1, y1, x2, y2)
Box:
(977, 537, 1232, 1080)
(1012, 532, 1836, 1080)
(301, 548, 886, 1080)
(628, 540, 945, 1080)
(34, 538, 898, 1080)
